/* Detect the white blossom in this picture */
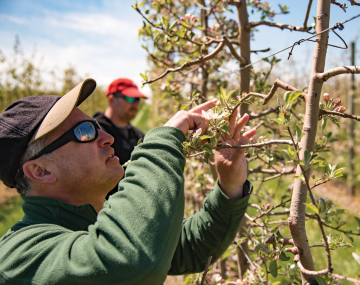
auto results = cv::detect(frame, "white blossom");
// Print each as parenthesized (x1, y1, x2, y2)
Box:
(193, 128, 202, 138)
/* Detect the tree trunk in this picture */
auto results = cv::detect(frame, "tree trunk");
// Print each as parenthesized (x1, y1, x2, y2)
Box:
(288, 1, 331, 283)
(237, 0, 251, 116)
(348, 42, 356, 196)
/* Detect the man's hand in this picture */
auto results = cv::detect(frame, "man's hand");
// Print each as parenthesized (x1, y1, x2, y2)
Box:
(215, 109, 256, 199)
(164, 99, 217, 137)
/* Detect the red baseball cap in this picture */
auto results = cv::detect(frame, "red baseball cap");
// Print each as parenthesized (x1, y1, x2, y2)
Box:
(105, 78, 148, 98)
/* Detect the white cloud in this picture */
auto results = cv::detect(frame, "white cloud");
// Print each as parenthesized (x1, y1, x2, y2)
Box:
(0, 14, 27, 24)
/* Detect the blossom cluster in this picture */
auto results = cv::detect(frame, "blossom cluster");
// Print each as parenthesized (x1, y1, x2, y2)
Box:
(322, 93, 346, 113)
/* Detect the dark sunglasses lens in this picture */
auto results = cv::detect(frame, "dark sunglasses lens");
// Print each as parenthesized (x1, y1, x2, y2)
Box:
(74, 122, 96, 142)
(124, 96, 139, 104)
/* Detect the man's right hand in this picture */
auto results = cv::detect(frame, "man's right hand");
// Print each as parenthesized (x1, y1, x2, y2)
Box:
(164, 99, 217, 137)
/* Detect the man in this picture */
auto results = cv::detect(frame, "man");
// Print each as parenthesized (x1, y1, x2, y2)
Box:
(0, 78, 255, 284)
(94, 78, 147, 197)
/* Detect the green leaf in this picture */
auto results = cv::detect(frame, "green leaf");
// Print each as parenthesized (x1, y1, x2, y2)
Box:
(220, 125, 231, 136)
(353, 252, 360, 265)
(169, 20, 177, 30)
(327, 209, 347, 217)
(139, 2, 145, 7)
(279, 252, 290, 261)
(328, 116, 340, 128)
(220, 86, 227, 101)
(200, 135, 213, 140)
(355, 217, 360, 228)
(272, 118, 284, 126)
(304, 203, 319, 215)
(137, 138, 143, 145)
(140, 73, 148, 81)
(180, 104, 188, 110)
(204, 152, 210, 163)
(284, 90, 303, 104)
(321, 117, 328, 131)
(269, 260, 278, 278)
(315, 276, 327, 285)
(226, 89, 237, 100)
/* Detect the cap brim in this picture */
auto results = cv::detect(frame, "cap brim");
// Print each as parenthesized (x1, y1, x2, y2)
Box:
(121, 87, 148, 98)
(29, 78, 97, 144)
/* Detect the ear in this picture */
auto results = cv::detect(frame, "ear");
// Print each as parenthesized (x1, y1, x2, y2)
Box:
(107, 94, 114, 104)
(23, 160, 57, 184)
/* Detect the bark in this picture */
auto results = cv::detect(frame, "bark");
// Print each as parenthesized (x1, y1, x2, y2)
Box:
(237, 0, 251, 116)
(288, 1, 331, 283)
(348, 42, 355, 195)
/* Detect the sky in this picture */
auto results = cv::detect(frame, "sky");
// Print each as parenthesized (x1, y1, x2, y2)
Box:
(0, 0, 360, 97)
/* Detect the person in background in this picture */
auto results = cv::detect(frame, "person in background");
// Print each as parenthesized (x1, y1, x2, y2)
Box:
(93, 78, 147, 197)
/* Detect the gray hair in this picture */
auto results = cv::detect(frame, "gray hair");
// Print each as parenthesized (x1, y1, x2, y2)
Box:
(14, 133, 54, 196)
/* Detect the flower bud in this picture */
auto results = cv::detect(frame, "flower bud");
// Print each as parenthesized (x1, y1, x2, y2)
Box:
(323, 93, 330, 101)
(334, 98, 341, 105)
(266, 203, 271, 209)
(185, 14, 191, 20)
(334, 107, 340, 112)
(339, 106, 346, 113)
(180, 17, 185, 21)
(191, 15, 196, 20)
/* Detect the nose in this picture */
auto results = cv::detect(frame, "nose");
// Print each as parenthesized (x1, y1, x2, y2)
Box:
(97, 129, 115, 146)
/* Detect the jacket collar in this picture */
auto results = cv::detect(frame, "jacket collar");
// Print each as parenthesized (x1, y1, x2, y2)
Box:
(20, 196, 101, 231)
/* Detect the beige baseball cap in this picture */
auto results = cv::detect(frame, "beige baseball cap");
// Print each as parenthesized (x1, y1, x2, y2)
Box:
(29, 78, 97, 144)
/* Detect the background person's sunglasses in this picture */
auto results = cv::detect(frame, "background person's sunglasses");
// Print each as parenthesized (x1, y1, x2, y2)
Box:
(112, 92, 140, 104)
(30, 119, 101, 160)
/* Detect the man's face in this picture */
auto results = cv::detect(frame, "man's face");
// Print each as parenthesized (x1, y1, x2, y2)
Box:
(111, 95, 140, 124)
(45, 108, 124, 196)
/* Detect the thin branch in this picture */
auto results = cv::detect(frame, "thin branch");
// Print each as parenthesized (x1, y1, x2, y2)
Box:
(143, 39, 226, 85)
(200, 256, 213, 285)
(247, 21, 312, 32)
(253, 199, 291, 222)
(294, 254, 330, 276)
(223, 37, 247, 65)
(315, 66, 360, 82)
(319, 109, 360, 122)
(251, 48, 271, 54)
(303, 0, 313, 28)
(322, 222, 360, 236)
(215, 139, 294, 150)
(249, 166, 295, 175)
(348, 0, 360, 6)
(330, 273, 360, 284)
(331, 0, 348, 10)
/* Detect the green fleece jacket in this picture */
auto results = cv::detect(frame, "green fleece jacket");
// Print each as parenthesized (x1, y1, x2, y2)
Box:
(0, 127, 252, 285)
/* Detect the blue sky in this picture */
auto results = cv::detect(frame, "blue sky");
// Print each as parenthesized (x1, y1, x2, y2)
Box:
(1, 0, 360, 96)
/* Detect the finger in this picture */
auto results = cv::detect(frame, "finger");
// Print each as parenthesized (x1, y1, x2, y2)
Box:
(242, 128, 257, 139)
(224, 108, 238, 140)
(233, 113, 250, 140)
(190, 113, 209, 135)
(188, 99, 217, 114)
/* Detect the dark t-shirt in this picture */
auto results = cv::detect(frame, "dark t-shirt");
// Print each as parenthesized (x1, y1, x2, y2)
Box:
(93, 112, 145, 197)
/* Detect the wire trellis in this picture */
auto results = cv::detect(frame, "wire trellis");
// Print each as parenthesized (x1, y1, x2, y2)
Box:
(239, 13, 360, 71)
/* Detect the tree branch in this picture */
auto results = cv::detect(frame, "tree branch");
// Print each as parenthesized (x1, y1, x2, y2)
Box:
(303, 0, 313, 28)
(348, 0, 360, 6)
(315, 66, 360, 82)
(251, 48, 270, 54)
(247, 21, 312, 32)
(319, 109, 360, 122)
(215, 139, 294, 150)
(249, 107, 280, 120)
(223, 36, 247, 65)
(253, 198, 291, 222)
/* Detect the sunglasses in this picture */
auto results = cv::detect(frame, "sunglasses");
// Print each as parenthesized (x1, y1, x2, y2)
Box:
(30, 120, 101, 160)
(112, 92, 140, 104)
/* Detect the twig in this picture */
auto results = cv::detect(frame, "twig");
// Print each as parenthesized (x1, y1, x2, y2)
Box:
(315, 66, 360, 82)
(253, 199, 291, 222)
(237, 243, 266, 284)
(294, 254, 330, 276)
(200, 256, 213, 285)
(348, 0, 360, 5)
(251, 48, 271, 54)
(303, 0, 313, 28)
(330, 273, 360, 284)
(319, 109, 360, 122)
(322, 222, 360, 236)
(247, 21, 312, 32)
(215, 140, 294, 150)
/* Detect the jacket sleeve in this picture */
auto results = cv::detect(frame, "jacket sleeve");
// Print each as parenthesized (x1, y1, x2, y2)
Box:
(168, 179, 252, 275)
(0, 127, 186, 285)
